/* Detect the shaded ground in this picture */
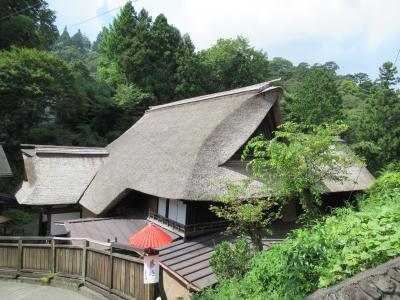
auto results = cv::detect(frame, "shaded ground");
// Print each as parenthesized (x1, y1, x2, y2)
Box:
(0, 281, 90, 300)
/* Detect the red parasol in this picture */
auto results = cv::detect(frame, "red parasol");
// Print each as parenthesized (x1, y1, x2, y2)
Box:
(128, 222, 173, 249)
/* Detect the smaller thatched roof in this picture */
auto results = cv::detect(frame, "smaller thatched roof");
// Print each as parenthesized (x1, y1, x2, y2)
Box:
(324, 165, 375, 193)
(0, 144, 12, 177)
(16, 145, 108, 206)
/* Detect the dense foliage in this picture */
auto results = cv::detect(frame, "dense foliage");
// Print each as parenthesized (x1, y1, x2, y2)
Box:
(284, 68, 343, 125)
(243, 122, 359, 223)
(210, 181, 281, 251)
(0, 0, 58, 50)
(209, 238, 253, 281)
(195, 171, 400, 300)
(0, 48, 82, 143)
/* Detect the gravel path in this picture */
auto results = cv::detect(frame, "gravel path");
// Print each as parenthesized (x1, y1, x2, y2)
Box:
(0, 281, 90, 300)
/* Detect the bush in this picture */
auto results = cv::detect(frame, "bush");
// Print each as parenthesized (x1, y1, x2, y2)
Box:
(209, 238, 253, 281)
(194, 172, 400, 300)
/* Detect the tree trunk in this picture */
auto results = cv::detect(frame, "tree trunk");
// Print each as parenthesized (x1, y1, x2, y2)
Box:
(300, 189, 319, 225)
(250, 228, 263, 252)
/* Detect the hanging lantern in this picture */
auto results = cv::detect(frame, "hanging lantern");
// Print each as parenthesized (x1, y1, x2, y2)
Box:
(128, 222, 173, 284)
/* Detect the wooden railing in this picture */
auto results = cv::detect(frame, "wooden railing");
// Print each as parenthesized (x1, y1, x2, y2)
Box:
(0, 236, 149, 300)
(148, 212, 229, 237)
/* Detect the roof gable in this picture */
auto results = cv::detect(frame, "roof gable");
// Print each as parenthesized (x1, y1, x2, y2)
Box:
(0, 145, 12, 177)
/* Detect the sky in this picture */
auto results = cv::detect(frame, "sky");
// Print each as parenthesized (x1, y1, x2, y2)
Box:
(47, 0, 400, 79)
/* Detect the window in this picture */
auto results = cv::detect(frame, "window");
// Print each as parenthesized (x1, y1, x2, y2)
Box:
(158, 198, 167, 217)
(158, 198, 186, 225)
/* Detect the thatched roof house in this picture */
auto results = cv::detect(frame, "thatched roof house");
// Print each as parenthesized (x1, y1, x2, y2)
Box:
(16, 81, 374, 221)
(0, 144, 12, 177)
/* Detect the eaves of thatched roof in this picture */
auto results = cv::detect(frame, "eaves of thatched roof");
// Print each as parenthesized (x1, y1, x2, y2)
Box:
(80, 81, 283, 215)
(16, 145, 108, 206)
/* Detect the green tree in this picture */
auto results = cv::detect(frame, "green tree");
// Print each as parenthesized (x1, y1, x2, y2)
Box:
(199, 36, 270, 92)
(243, 122, 360, 224)
(0, 0, 58, 49)
(269, 57, 294, 81)
(174, 34, 207, 99)
(210, 181, 281, 251)
(285, 68, 343, 125)
(112, 83, 154, 130)
(378, 61, 400, 88)
(53, 28, 91, 62)
(348, 62, 400, 172)
(0, 48, 82, 143)
(210, 238, 253, 280)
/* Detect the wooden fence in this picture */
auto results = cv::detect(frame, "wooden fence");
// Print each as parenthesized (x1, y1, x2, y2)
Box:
(0, 236, 150, 300)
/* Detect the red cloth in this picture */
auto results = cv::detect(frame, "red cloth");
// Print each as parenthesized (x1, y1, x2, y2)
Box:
(128, 222, 173, 249)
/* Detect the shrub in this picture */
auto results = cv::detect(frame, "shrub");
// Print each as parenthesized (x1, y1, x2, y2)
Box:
(209, 238, 253, 281)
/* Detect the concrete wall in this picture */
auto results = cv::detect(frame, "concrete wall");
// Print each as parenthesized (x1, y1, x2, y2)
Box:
(160, 268, 192, 300)
(81, 207, 96, 218)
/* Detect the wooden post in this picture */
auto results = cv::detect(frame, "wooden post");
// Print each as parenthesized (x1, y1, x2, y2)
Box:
(109, 245, 113, 292)
(51, 238, 56, 273)
(82, 240, 88, 281)
(147, 284, 154, 300)
(17, 238, 22, 275)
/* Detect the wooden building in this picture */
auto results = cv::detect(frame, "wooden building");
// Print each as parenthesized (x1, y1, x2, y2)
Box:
(15, 81, 375, 298)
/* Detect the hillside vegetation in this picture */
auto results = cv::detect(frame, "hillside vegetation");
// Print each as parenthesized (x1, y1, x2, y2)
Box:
(194, 171, 400, 299)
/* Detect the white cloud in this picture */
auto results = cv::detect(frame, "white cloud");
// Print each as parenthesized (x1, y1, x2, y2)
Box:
(50, 0, 400, 51)
(47, 0, 400, 76)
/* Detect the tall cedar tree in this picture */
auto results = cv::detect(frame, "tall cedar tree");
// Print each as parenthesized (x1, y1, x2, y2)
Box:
(100, 2, 200, 104)
(349, 62, 400, 171)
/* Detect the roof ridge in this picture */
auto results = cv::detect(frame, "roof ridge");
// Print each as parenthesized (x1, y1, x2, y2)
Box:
(146, 79, 280, 113)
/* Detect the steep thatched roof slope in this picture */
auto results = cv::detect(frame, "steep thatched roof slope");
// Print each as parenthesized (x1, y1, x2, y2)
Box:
(16, 145, 108, 205)
(80, 82, 283, 214)
(0, 144, 12, 177)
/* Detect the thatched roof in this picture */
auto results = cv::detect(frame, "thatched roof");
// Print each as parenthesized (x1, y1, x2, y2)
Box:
(80, 82, 283, 214)
(0, 144, 12, 177)
(324, 165, 375, 193)
(16, 145, 108, 205)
